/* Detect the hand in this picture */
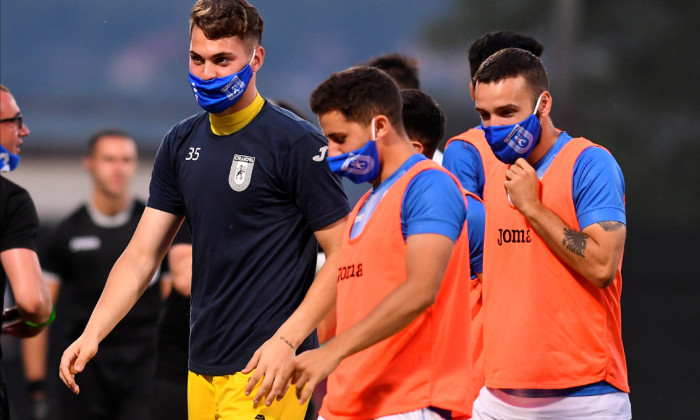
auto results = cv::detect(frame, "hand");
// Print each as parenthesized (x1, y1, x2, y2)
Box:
(504, 158, 542, 216)
(2, 306, 19, 323)
(291, 346, 342, 405)
(59, 335, 99, 395)
(3, 307, 42, 337)
(240, 335, 296, 406)
(2, 318, 41, 337)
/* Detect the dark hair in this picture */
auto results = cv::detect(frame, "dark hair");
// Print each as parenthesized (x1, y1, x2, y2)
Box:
(469, 31, 543, 81)
(268, 99, 310, 121)
(401, 89, 446, 159)
(190, 0, 263, 48)
(474, 48, 548, 104)
(364, 53, 420, 90)
(87, 128, 135, 156)
(310, 66, 404, 129)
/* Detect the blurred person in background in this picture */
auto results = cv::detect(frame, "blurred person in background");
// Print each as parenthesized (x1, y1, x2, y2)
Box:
(39, 129, 163, 420)
(1, 83, 54, 419)
(153, 227, 191, 420)
(364, 52, 420, 90)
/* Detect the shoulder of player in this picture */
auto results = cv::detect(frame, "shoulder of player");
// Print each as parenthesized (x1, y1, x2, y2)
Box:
(574, 144, 623, 178)
(262, 101, 325, 145)
(0, 176, 30, 201)
(163, 111, 209, 146)
(0, 179, 36, 220)
(407, 168, 463, 200)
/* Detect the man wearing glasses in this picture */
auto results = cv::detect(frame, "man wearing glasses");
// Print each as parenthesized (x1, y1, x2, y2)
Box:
(0, 84, 54, 419)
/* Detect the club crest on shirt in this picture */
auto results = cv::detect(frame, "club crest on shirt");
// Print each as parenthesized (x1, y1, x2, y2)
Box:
(229, 154, 255, 192)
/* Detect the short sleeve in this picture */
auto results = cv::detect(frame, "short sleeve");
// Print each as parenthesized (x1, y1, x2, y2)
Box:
(402, 169, 466, 243)
(147, 128, 185, 215)
(172, 222, 192, 245)
(282, 132, 350, 231)
(573, 147, 626, 229)
(0, 186, 38, 253)
(40, 225, 67, 280)
(443, 140, 486, 199)
(466, 195, 484, 277)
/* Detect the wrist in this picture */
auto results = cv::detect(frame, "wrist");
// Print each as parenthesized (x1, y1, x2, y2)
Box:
(24, 306, 55, 328)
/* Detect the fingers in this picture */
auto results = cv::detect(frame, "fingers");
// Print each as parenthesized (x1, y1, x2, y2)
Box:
(252, 371, 274, 405)
(298, 378, 317, 405)
(243, 350, 262, 396)
(240, 349, 260, 375)
(263, 373, 290, 406)
(293, 370, 310, 400)
(59, 348, 80, 395)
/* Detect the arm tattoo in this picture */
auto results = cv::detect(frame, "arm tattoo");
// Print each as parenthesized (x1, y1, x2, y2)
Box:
(597, 221, 624, 231)
(279, 336, 295, 350)
(562, 228, 587, 257)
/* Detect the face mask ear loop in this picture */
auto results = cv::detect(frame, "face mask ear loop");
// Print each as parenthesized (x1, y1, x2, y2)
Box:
(248, 48, 257, 66)
(533, 93, 544, 116)
(370, 117, 377, 141)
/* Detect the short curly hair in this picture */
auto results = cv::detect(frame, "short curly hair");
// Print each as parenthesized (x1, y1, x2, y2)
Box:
(310, 66, 404, 129)
(190, 0, 263, 48)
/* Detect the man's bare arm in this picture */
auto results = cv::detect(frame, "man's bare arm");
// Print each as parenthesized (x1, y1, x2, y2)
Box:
(58, 208, 183, 394)
(241, 216, 347, 406)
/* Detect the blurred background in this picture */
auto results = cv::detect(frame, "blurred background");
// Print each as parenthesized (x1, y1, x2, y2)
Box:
(2, 0, 699, 418)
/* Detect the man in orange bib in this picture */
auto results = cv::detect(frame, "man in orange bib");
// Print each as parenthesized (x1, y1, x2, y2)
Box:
(471, 48, 631, 419)
(285, 67, 475, 420)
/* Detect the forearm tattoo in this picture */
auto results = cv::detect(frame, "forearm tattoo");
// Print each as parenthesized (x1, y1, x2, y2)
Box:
(597, 221, 624, 231)
(279, 336, 295, 350)
(562, 228, 587, 257)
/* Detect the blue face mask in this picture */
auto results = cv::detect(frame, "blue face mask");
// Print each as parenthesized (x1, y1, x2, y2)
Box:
(327, 118, 380, 184)
(0, 144, 20, 172)
(481, 93, 544, 164)
(189, 50, 256, 114)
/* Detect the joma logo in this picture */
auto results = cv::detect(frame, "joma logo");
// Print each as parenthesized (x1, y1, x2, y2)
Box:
(497, 228, 532, 245)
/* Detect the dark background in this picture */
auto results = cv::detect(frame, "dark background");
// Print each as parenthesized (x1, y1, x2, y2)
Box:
(2, 0, 699, 418)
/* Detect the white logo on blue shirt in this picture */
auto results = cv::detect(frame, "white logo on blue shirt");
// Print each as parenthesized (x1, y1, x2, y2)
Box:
(229, 154, 255, 192)
(312, 146, 328, 162)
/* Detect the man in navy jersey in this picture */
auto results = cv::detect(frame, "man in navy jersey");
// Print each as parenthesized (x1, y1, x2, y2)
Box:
(59, 1, 349, 418)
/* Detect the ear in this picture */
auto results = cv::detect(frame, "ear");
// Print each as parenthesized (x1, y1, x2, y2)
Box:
(373, 115, 391, 139)
(469, 82, 476, 101)
(410, 140, 424, 154)
(537, 91, 553, 119)
(251, 46, 265, 72)
(83, 156, 92, 172)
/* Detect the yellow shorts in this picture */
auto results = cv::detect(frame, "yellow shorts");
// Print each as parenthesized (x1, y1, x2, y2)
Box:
(188, 370, 309, 420)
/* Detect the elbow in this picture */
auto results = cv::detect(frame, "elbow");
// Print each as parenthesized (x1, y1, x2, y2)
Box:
(17, 294, 52, 319)
(587, 265, 617, 289)
(413, 289, 439, 313)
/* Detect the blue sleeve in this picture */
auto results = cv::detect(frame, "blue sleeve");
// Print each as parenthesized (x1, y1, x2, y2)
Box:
(282, 132, 350, 231)
(443, 140, 486, 199)
(147, 127, 185, 215)
(573, 147, 626, 229)
(466, 195, 484, 278)
(401, 169, 466, 243)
